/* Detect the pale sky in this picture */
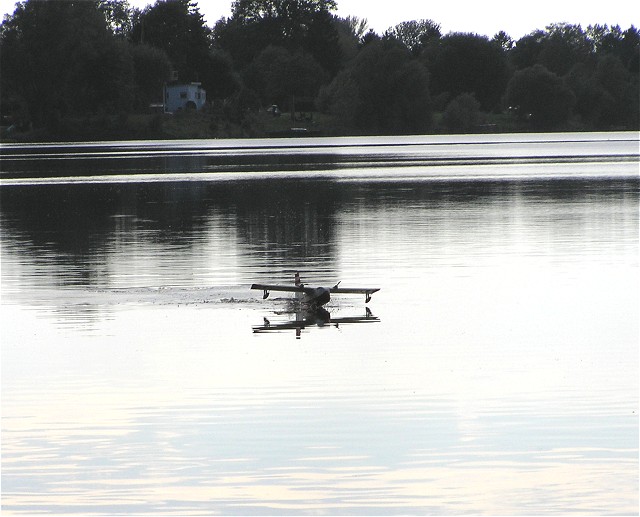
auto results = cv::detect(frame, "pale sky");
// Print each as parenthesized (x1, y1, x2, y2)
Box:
(1, 0, 638, 39)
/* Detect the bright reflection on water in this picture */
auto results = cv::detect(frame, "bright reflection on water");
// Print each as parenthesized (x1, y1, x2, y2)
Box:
(1, 135, 638, 515)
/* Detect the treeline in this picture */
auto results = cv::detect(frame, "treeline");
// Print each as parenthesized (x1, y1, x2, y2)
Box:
(1, 0, 638, 140)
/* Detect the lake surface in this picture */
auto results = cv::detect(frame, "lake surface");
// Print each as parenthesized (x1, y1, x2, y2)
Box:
(1, 132, 638, 515)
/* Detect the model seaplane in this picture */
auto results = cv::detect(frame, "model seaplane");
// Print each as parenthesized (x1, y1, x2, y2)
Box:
(251, 272, 380, 307)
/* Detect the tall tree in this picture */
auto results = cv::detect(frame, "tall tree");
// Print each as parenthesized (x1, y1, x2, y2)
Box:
(244, 45, 327, 107)
(98, 0, 134, 37)
(1, 0, 134, 128)
(511, 23, 593, 75)
(130, 0, 212, 83)
(231, 0, 337, 25)
(537, 23, 591, 76)
(341, 15, 369, 42)
(385, 19, 441, 56)
(442, 93, 481, 133)
(588, 24, 640, 72)
(425, 32, 509, 111)
(131, 44, 172, 109)
(506, 64, 575, 129)
(492, 31, 514, 51)
(319, 40, 432, 133)
(332, 15, 368, 64)
(593, 54, 638, 127)
(215, 0, 341, 74)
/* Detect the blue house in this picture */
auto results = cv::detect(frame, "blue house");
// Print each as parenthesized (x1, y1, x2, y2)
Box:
(164, 82, 206, 113)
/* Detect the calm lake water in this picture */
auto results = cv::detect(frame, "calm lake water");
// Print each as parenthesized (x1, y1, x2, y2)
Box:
(1, 132, 638, 515)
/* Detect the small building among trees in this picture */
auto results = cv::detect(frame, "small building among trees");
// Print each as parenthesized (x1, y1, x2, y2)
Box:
(164, 82, 206, 113)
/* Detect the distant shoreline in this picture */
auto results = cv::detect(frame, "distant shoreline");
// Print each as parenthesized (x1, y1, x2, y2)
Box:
(1, 109, 627, 145)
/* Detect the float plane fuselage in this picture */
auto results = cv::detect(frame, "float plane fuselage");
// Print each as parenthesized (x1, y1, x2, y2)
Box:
(251, 272, 379, 307)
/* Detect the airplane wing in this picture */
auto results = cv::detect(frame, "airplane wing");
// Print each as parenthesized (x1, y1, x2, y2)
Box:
(251, 283, 310, 293)
(251, 285, 380, 295)
(251, 283, 380, 302)
(330, 287, 380, 294)
(330, 286, 380, 303)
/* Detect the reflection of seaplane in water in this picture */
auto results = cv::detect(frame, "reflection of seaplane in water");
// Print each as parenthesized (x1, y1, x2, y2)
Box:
(251, 272, 380, 307)
(253, 306, 380, 338)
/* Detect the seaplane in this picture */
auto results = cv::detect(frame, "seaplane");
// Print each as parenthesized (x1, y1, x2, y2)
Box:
(251, 272, 380, 307)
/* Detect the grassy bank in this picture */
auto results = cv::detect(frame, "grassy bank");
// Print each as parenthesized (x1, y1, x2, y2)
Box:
(0, 109, 348, 143)
(1, 108, 598, 143)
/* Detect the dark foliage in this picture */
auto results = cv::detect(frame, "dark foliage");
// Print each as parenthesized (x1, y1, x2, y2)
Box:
(129, 0, 212, 85)
(319, 41, 432, 134)
(506, 64, 575, 129)
(244, 45, 327, 108)
(215, 0, 342, 75)
(1, 0, 638, 138)
(385, 19, 441, 56)
(0, 1, 134, 128)
(442, 93, 481, 133)
(425, 32, 509, 111)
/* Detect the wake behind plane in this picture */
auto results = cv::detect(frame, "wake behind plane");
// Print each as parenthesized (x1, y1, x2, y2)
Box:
(251, 272, 379, 307)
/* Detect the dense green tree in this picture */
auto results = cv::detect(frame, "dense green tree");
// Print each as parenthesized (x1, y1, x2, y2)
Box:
(98, 0, 134, 37)
(537, 23, 591, 76)
(319, 40, 432, 133)
(361, 29, 381, 47)
(0, 0, 134, 128)
(511, 23, 594, 75)
(509, 31, 543, 70)
(506, 64, 575, 129)
(213, 16, 267, 67)
(130, 0, 212, 83)
(593, 55, 638, 127)
(332, 15, 368, 64)
(588, 24, 639, 72)
(131, 44, 172, 109)
(616, 26, 639, 73)
(215, 0, 341, 75)
(244, 45, 327, 107)
(587, 24, 623, 53)
(565, 62, 602, 128)
(492, 31, 514, 51)
(442, 93, 481, 133)
(340, 15, 369, 41)
(231, 0, 337, 25)
(385, 19, 441, 56)
(425, 32, 509, 111)
(202, 50, 242, 100)
(130, 0, 242, 102)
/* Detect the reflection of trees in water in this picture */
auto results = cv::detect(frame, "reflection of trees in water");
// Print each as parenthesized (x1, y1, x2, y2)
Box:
(4, 178, 632, 296)
(0, 183, 212, 292)
(2, 184, 116, 290)
(0, 179, 343, 292)
(230, 180, 339, 275)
